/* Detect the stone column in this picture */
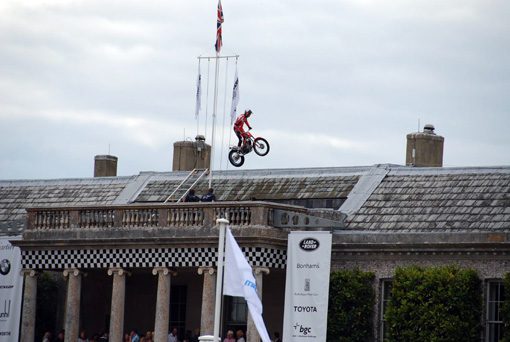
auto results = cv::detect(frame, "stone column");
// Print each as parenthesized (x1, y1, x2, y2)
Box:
(198, 267, 216, 335)
(20, 270, 40, 342)
(63, 268, 86, 342)
(247, 267, 269, 342)
(152, 267, 175, 342)
(108, 268, 131, 342)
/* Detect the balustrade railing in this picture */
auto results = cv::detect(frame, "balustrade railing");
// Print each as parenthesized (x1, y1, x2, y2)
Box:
(26, 202, 309, 231)
(214, 206, 251, 226)
(35, 210, 70, 229)
(80, 209, 115, 228)
(168, 207, 204, 226)
(123, 208, 159, 227)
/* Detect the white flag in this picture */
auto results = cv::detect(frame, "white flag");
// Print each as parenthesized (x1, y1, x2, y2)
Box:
(230, 66, 240, 125)
(195, 64, 202, 119)
(224, 227, 271, 342)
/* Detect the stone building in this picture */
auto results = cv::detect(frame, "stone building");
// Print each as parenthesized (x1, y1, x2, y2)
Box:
(1, 132, 510, 342)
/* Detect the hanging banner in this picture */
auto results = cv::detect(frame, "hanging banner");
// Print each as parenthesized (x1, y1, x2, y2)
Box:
(195, 63, 202, 119)
(283, 231, 332, 342)
(0, 237, 23, 342)
(229, 66, 239, 125)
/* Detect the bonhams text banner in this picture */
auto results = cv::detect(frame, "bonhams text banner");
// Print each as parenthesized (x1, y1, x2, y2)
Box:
(283, 231, 332, 342)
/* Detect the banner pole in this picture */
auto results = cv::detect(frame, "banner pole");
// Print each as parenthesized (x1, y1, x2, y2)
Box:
(213, 218, 229, 341)
(209, 50, 220, 188)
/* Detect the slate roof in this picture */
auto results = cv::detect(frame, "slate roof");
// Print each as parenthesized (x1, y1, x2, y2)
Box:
(0, 177, 135, 224)
(342, 166, 510, 232)
(135, 167, 363, 203)
(0, 167, 366, 227)
(2, 165, 510, 233)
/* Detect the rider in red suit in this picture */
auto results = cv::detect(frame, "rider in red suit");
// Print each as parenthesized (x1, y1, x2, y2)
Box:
(233, 109, 253, 149)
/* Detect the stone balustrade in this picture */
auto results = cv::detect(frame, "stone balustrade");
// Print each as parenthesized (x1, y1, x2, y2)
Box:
(26, 201, 308, 231)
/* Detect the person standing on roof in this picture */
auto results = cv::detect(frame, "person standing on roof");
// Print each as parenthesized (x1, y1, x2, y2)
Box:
(185, 189, 200, 202)
(233, 109, 253, 149)
(201, 188, 216, 202)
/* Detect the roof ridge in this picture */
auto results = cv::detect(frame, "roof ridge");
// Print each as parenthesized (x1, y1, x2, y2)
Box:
(0, 176, 136, 187)
(339, 165, 391, 216)
(388, 165, 510, 175)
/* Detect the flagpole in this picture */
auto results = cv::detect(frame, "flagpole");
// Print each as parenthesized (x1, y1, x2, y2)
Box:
(213, 218, 229, 341)
(209, 50, 220, 188)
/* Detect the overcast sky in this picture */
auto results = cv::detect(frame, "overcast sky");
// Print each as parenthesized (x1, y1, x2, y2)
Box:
(1, 0, 509, 180)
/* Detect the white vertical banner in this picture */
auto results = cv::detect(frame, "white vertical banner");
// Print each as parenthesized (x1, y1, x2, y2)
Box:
(0, 237, 23, 342)
(195, 63, 202, 119)
(283, 231, 332, 342)
(230, 65, 239, 125)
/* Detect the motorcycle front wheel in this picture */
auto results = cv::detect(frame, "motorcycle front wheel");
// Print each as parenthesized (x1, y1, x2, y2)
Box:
(228, 150, 245, 167)
(253, 138, 270, 156)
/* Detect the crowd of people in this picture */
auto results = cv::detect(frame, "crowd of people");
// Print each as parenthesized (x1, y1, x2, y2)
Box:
(221, 329, 281, 342)
(42, 330, 109, 342)
(124, 329, 154, 342)
(42, 327, 281, 342)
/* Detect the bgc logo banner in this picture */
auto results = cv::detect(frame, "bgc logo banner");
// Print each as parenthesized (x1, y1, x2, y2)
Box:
(283, 232, 332, 342)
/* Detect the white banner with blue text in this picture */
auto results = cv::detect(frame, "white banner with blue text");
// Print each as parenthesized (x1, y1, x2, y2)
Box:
(283, 231, 332, 342)
(0, 237, 23, 342)
(224, 227, 271, 342)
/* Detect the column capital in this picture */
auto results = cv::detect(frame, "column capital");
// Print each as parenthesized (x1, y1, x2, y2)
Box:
(152, 267, 177, 276)
(20, 269, 42, 277)
(253, 267, 270, 275)
(63, 268, 87, 278)
(198, 267, 216, 275)
(108, 267, 131, 277)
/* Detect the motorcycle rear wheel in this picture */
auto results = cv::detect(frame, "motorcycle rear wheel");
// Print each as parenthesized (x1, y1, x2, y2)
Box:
(228, 150, 245, 167)
(253, 138, 270, 156)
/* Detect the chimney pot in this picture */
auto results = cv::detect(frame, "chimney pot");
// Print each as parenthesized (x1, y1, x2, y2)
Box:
(172, 138, 211, 171)
(94, 155, 118, 177)
(423, 124, 435, 134)
(406, 124, 444, 167)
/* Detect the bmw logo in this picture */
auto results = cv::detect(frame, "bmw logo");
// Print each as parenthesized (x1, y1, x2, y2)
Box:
(0, 259, 11, 275)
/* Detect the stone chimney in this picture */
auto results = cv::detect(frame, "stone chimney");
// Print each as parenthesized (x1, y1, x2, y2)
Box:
(94, 155, 118, 177)
(172, 135, 211, 171)
(406, 124, 444, 167)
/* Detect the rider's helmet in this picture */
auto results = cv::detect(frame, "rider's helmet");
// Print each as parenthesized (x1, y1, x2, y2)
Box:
(245, 109, 253, 116)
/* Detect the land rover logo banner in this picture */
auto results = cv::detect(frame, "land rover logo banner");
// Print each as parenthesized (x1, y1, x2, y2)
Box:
(283, 231, 332, 342)
(0, 237, 23, 342)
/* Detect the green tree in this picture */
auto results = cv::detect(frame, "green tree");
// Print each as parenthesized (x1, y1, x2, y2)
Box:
(327, 269, 375, 342)
(385, 265, 482, 342)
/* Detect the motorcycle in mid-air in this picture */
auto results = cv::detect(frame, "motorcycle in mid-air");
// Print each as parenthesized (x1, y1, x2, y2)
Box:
(228, 129, 270, 167)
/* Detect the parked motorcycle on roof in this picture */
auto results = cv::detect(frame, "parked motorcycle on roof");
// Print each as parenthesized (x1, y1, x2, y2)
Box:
(228, 129, 270, 167)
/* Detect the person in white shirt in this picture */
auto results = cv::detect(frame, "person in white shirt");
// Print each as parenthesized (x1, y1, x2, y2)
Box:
(78, 330, 89, 342)
(168, 327, 179, 342)
(236, 330, 245, 342)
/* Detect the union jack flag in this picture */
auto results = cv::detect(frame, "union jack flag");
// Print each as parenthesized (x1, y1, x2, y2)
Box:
(215, 0, 224, 53)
